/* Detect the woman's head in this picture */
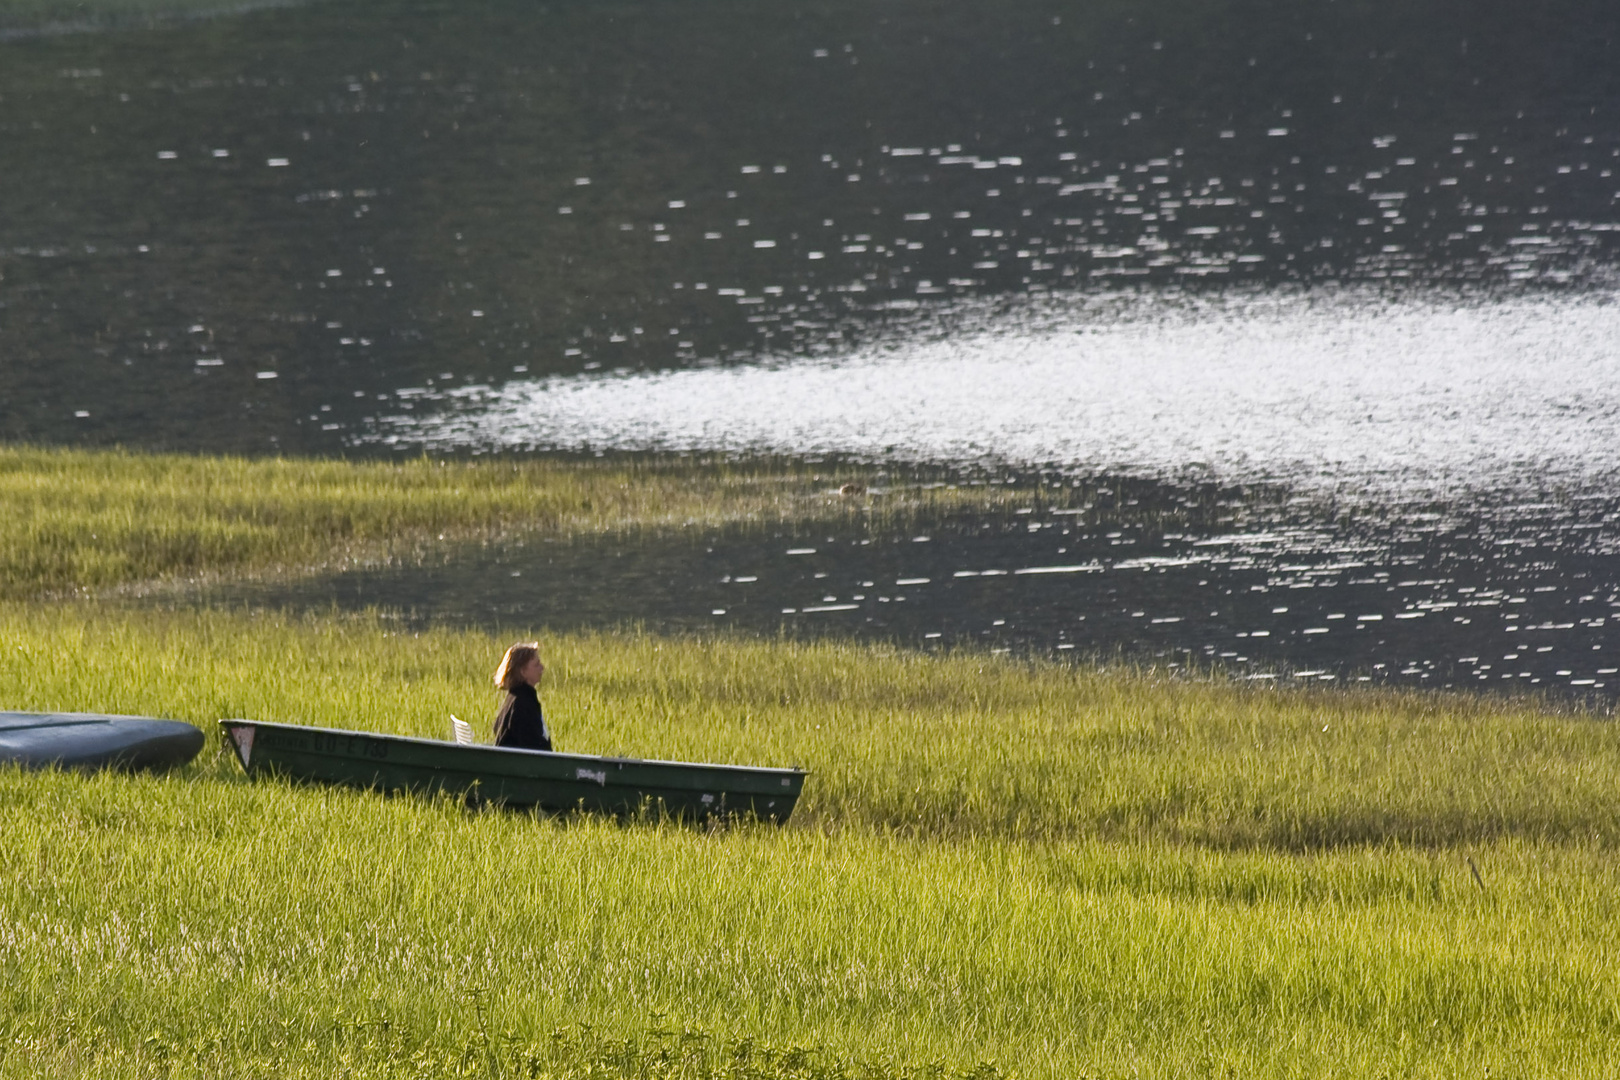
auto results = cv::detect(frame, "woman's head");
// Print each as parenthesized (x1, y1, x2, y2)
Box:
(494, 641, 544, 691)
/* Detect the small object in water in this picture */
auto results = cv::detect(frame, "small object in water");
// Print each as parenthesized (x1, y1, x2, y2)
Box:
(839, 482, 866, 496)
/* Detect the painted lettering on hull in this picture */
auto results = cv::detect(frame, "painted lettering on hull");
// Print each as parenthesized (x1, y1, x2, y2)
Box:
(307, 731, 391, 760)
(258, 728, 391, 761)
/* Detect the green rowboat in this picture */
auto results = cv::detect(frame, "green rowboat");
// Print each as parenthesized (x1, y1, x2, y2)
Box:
(219, 719, 805, 822)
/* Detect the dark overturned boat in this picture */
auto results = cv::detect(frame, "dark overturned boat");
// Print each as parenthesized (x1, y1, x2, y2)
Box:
(0, 711, 205, 771)
(219, 719, 806, 822)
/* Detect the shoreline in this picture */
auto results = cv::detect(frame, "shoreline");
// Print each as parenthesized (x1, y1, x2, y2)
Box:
(2, 446, 1617, 1075)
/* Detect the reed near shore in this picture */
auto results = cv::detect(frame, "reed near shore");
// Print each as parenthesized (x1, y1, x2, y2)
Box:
(0, 445, 1053, 599)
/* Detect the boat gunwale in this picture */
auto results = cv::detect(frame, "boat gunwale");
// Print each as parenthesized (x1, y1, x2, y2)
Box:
(217, 718, 808, 780)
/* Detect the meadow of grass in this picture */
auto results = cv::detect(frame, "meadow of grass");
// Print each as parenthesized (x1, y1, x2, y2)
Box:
(5, 768, 1616, 1078)
(0, 445, 1044, 599)
(5, 603, 1619, 849)
(2, 601, 1619, 1076)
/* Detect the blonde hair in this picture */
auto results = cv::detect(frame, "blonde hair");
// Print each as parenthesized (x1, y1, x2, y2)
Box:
(494, 641, 541, 691)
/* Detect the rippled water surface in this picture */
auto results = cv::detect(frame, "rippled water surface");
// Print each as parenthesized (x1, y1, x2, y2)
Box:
(7, 0, 1620, 690)
(4, 0, 1618, 452)
(200, 477, 1620, 695)
(384, 290, 1620, 498)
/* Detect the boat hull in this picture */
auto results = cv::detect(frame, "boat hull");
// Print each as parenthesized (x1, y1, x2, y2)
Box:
(219, 719, 805, 822)
(0, 712, 205, 771)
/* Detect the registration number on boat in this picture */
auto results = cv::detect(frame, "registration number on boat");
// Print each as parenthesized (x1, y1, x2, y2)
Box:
(263, 729, 391, 760)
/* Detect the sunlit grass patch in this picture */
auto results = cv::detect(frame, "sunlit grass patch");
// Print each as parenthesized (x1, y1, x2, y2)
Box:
(3, 602, 1618, 1075)
(0, 445, 1034, 598)
(4, 602, 1618, 847)
(0, 766, 1615, 1078)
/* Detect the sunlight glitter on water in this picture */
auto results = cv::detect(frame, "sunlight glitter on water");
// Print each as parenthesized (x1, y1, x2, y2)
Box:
(381, 289, 1620, 499)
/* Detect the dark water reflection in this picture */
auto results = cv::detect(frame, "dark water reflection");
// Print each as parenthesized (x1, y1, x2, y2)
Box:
(192, 476, 1620, 699)
(11, 0, 1620, 696)
(2, 0, 1618, 452)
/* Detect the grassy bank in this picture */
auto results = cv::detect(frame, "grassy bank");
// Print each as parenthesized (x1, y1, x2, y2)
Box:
(4, 448, 1617, 1076)
(2, 603, 1619, 1075)
(5, 603, 1618, 847)
(0, 446, 1044, 599)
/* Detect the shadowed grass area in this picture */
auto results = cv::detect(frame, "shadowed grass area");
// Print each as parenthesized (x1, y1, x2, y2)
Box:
(0, 445, 1041, 599)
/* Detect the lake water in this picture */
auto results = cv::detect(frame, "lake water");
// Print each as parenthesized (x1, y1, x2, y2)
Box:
(197, 479, 1620, 695)
(7, 0, 1620, 692)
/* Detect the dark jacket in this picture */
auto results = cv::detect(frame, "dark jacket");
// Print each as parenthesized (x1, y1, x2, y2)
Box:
(493, 681, 551, 750)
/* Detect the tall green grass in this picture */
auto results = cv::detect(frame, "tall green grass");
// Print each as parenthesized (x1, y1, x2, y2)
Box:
(2, 770, 1615, 1078)
(3, 603, 1620, 1074)
(0, 446, 1036, 599)
(4, 603, 1616, 848)
(5, 461, 1620, 1077)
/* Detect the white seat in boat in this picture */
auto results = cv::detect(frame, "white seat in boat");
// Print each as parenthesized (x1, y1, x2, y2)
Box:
(450, 715, 475, 745)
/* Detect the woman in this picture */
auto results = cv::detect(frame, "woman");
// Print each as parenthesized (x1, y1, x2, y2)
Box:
(492, 641, 552, 751)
